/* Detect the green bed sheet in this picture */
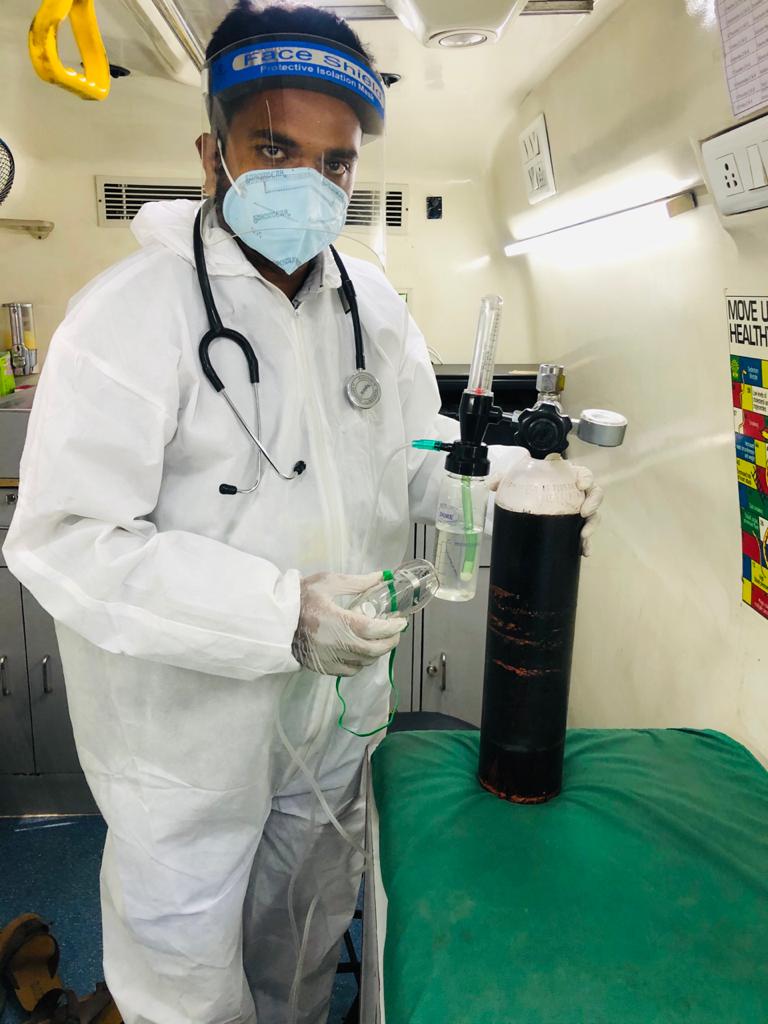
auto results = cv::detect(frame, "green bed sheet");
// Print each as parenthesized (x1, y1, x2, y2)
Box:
(371, 728, 768, 1024)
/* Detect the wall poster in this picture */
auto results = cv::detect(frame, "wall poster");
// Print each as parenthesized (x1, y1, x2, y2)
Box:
(717, 0, 768, 119)
(729, 294, 768, 620)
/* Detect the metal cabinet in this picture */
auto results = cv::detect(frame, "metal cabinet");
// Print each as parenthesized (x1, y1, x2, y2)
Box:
(0, 565, 82, 776)
(0, 543, 92, 811)
(0, 390, 94, 813)
(421, 569, 489, 726)
(415, 526, 490, 725)
(22, 588, 81, 774)
(0, 567, 34, 773)
(394, 524, 490, 724)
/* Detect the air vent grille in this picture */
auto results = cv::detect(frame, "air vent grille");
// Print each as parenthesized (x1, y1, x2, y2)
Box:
(346, 188, 382, 227)
(96, 177, 204, 226)
(96, 177, 408, 232)
(345, 184, 408, 233)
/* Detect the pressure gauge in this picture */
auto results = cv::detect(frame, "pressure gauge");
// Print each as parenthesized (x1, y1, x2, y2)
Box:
(345, 370, 381, 410)
(576, 409, 628, 447)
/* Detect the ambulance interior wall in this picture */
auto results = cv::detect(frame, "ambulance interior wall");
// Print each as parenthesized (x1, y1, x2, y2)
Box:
(489, 0, 768, 760)
(0, 2, 520, 367)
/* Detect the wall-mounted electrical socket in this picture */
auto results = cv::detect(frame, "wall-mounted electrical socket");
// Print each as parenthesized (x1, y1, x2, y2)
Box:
(701, 113, 768, 215)
(519, 113, 556, 206)
(715, 154, 744, 195)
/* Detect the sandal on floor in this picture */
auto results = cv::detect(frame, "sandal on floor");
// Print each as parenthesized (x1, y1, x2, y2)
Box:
(0, 914, 63, 1012)
(85, 983, 122, 1024)
(29, 988, 83, 1023)
(29, 983, 120, 1024)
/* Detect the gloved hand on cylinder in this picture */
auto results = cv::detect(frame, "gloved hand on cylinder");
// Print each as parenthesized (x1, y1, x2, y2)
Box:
(489, 464, 604, 557)
(292, 572, 408, 677)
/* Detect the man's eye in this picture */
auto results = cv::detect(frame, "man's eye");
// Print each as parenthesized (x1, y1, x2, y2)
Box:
(261, 145, 285, 159)
(326, 160, 351, 176)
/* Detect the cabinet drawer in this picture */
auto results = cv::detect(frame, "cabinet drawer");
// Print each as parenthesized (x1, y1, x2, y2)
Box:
(0, 484, 19, 529)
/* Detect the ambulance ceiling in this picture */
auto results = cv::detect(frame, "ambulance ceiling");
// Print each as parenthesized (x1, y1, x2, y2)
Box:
(92, 0, 624, 110)
(5, 0, 625, 174)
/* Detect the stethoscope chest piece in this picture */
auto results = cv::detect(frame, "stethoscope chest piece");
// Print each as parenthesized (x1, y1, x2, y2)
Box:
(346, 369, 381, 410)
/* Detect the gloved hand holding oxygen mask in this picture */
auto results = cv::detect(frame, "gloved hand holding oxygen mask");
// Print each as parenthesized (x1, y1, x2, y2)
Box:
(292, 571, 408, 677)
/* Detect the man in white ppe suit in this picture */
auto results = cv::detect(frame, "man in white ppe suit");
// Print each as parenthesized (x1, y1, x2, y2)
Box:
(4, 3, 602, 1022)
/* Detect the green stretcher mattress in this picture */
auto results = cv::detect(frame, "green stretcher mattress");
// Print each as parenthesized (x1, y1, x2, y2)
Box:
(370, 728, 768, 1024)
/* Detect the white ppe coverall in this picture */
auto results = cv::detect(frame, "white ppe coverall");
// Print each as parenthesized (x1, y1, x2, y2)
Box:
(3, 200, 527, 1024)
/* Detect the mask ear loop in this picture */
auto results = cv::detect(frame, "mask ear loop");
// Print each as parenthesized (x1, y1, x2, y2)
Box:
(216, 136, 242, 197)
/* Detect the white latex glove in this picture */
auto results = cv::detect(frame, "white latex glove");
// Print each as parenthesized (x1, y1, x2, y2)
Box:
(292, 572, 407, 677)
(488, 464, 604, 557)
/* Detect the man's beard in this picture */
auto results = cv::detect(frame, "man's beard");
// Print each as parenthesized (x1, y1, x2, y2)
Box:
(212, 168, 231, 233)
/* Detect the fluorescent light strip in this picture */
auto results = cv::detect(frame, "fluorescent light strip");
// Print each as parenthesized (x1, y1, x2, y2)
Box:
(503, 189, 698, 257)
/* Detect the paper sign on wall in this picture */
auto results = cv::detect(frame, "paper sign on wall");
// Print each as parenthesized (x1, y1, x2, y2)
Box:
(728, 294, 768, 620)
(717, 0, 768, 119)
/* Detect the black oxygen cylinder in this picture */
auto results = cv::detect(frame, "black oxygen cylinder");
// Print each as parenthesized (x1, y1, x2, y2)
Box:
(478, 456, 583, 803)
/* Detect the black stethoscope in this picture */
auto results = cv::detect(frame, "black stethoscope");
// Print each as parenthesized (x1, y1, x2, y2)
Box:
(192, 208, 382, 495)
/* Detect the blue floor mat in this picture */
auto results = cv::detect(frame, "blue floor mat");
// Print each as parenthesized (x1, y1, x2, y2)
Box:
(0, 816, 360, 1023)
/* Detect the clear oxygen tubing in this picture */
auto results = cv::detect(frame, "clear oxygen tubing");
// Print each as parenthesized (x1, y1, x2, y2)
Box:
(277, 700, 366, 1024)
(344, 440, 444, 737)
(288, 892, 321, 1024)
(276, 436, 444, 1024)
(357, 438, 445, 569)
(276, 439, 445, 842)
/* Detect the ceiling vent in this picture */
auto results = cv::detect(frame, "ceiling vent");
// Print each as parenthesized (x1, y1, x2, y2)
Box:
(96, 176, 204, 226)
(345, 184, 408, 233)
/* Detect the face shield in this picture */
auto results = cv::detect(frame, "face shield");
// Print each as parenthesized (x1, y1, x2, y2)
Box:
(199, 33, 387, 272)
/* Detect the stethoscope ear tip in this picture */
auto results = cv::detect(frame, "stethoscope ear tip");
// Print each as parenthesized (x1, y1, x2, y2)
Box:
(294, 461, 307, 476)
(219, 483, 238, 495)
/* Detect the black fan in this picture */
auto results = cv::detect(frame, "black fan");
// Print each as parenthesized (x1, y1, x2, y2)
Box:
(0, 138, 14, 207)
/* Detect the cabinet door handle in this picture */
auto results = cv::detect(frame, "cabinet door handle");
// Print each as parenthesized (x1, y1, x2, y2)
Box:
(426, 651, 447, 692)
(42, 655, 53, 695)
(0, 656, 9, 697)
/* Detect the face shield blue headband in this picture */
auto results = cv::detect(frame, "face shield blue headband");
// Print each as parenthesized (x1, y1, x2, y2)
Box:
(203, 35, 386, 272)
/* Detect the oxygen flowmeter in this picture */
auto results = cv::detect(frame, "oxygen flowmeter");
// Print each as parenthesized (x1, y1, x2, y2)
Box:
(433, 295, 504, 601)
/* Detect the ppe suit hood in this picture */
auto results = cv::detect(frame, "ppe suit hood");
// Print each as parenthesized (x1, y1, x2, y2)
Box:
(131, 199, 259, 277)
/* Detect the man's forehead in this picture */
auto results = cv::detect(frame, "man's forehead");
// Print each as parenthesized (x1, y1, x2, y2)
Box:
(231, 88, 362, 143)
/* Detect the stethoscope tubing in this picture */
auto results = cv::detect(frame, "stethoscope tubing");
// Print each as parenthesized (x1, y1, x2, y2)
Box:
(193, 205, 373, 491)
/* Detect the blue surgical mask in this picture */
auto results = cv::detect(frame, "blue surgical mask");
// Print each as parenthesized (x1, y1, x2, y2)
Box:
(221, 162, 350, 273)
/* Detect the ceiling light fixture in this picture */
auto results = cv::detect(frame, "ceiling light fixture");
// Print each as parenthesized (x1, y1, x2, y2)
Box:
(435, 31, 489, 47)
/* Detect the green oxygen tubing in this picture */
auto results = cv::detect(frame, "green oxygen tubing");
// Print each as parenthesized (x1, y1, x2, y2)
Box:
(336, 570, 400, 738)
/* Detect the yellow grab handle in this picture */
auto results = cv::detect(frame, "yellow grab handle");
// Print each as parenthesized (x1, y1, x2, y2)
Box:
(29, 0, 111, 101)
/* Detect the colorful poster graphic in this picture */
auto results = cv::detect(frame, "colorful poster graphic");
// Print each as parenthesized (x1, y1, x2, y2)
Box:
(728, 295, 768, 620)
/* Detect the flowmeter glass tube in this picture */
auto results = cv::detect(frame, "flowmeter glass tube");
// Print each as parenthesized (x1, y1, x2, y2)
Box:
(467, 294, 503, 395)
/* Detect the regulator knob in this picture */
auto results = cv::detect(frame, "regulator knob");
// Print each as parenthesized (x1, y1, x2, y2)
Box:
(516, 403, 572, 459)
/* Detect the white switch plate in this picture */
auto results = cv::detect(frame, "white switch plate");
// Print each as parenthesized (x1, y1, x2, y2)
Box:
(519, 113, 556, 206)
(701, 113, 768, 215)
